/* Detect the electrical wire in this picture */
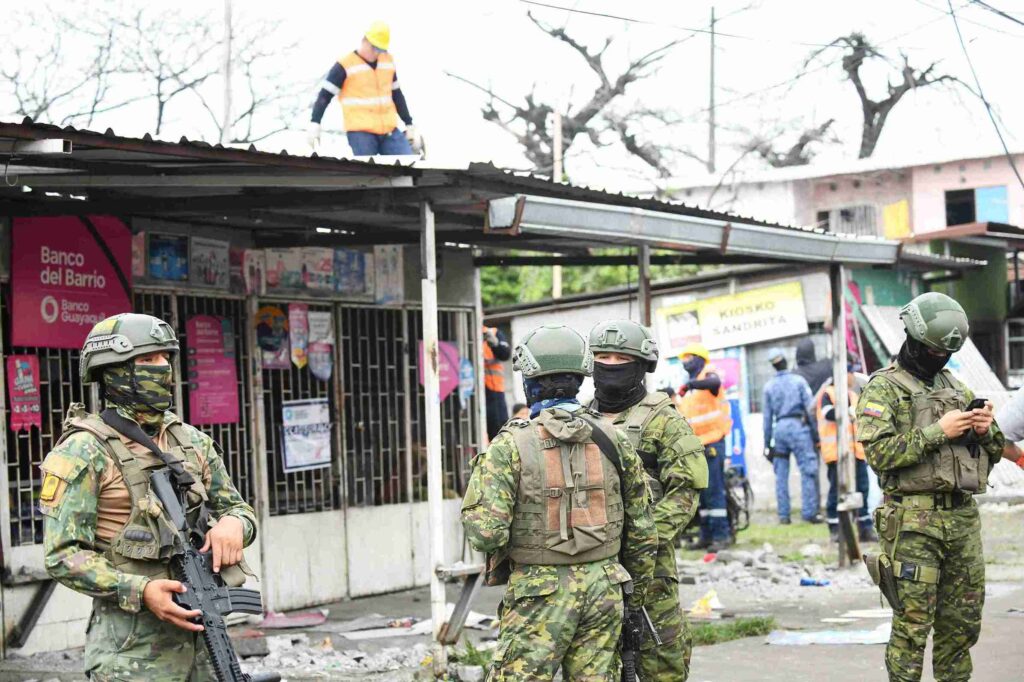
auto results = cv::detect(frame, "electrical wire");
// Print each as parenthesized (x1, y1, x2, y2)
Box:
(971, 0, 1024, 28)
(947, 0, 1024, 190)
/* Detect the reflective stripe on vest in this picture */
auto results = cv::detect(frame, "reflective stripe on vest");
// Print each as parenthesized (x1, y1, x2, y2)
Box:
(506, 416, 623, 565)
(338, 53, 399, 136)
(483, 342, 505, 393)
(815, 385, 865, 464)
(679, 365, 732, 445)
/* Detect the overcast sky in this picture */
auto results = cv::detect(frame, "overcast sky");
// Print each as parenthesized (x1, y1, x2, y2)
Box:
(4, 0, 1022, 193)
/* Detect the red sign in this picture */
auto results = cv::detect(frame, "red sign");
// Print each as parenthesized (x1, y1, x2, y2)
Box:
(185, 316, 240, 425)
(12, 216, 132, 349)
(6, 355, 41, 432)
(418, 340, 461, 402)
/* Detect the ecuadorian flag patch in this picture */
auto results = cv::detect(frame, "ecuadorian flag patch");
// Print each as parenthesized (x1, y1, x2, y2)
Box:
(862, 402, 885, 418)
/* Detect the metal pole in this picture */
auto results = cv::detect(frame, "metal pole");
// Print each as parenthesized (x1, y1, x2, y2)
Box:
(420, 201, 447, 674)
(830, 264, 860, 566)
(552, 109, 563, 299)
(707, 6, 716, 174)
(638, 244, 651, 326)
(221, 0, 233, 145)
(473, 268, 490, 447)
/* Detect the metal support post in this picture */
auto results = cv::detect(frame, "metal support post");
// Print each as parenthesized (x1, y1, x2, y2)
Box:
(473, 268, 490, 448)
(637, 245, 652, 326)
(420, 201, 448, 675)
(830, 265, 861, 566)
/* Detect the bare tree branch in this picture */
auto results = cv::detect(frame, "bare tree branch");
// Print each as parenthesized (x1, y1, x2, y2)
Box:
(745, 118, 838, 167)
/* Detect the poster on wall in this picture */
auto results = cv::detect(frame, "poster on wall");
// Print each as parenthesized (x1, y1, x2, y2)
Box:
(255, 304, 290, 369)
(243, 249, 266, 295)
(185, 316, 240, 425)
(289, 303, 309, 369)
(418, 340, 460, 401)
(458, 357, 475, 411)
(6, 355, 41, 432)
(149, 234, 189, 281)
(12, 216, 133, 349)
(374, 245, 404, 305)
(303, 248, 336, 291)
(335, 248, 370, 295)
(307, 311, 334, 381)
(655, 300, 700, 357)
(131, 232, 147, 278)
(282, 398, 332, 472)
(265, 248, 303, 290)
(190, 237, 230, 289)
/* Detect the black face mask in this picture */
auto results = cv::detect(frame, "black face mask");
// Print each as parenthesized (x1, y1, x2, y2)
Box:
(593, 361, 648, 413)
(898, 337, 951, 381)
(682, 356, 705, 377)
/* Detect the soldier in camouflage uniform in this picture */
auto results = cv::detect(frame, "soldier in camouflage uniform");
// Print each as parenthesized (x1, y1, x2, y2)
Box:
(461, 324, 657, 681)
(587, 320, 707, 681)
(40, 314, 257, 681)
(857, 293, 1003, 682)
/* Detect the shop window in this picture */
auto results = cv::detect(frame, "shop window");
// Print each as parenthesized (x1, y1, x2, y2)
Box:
(945, 185, 1008, 226)
(1006, 319, 1024, 388)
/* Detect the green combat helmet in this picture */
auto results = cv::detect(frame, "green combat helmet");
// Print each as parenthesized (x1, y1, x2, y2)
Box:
(512, 325, 593, 378)
(899, 292, 969, 352)
(588, 320, 659, 372)
(80, 313, 179, 383)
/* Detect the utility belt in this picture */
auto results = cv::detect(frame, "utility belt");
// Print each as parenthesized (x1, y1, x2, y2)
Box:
(777, 413, 807, 424)
(884, 491, 974, 510)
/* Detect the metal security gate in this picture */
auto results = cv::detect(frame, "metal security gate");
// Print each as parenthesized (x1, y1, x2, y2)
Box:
(0, 284, 87, 548)
(339, 305, 408, 507)
(261, 302, 341, 516)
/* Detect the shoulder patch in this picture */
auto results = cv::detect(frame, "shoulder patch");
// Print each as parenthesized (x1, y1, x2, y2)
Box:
(504, 417, 531, 429)
(862, 401, 885, 418)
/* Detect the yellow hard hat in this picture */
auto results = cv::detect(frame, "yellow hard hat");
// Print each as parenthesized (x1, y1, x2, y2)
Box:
(678, 342, 709, 362)
(365, 21, 390, 51)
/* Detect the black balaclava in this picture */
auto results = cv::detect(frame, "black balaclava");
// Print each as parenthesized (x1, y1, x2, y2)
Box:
(898, 336, 951, 382)
(524, 373, 583, 417)
(593, 360, 648, 413)
(682, 355, 706, 378)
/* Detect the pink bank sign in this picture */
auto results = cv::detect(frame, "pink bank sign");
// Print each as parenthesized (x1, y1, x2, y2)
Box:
(12, 216, 132, 349)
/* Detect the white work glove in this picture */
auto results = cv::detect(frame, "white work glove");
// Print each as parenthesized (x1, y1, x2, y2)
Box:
(306, 122, 321, 151)
(405, 125, 423, 154)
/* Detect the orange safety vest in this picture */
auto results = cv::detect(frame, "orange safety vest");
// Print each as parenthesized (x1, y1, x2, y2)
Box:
(338, 52, 399, 136)
(679, 364, 732, 446)
(483, 336, 505, 393)
(816, 384, 865, 464)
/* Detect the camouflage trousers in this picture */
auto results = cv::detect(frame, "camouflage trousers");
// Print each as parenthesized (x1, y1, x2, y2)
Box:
(637, 545, 691, 681)
(878, 501, 985, 682)
(488, 560, 630, 681)
(85, 599, 215, 681)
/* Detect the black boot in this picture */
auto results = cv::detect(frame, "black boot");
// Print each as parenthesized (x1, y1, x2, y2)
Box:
(828, 524, 839, 543)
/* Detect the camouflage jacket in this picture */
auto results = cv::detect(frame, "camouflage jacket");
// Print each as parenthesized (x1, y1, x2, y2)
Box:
(856, 365, 1004, 482)
(461, 406, 657, 606)
(606, 400, 708, 546)
(40, 409, 257, 613)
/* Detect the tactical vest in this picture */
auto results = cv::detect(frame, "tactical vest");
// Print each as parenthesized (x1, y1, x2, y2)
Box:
(591, 392, 672, 502)
(54, 404, 246, 586)
(505, 410, 624, 565)
(876, 366, 988, 494)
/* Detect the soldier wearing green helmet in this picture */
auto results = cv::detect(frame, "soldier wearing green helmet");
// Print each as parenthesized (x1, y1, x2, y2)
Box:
(40, 313, 257, 680)
(587, 320, 708, 681)
(461, 324, 657, 680)
(857, 292, 1003, 682)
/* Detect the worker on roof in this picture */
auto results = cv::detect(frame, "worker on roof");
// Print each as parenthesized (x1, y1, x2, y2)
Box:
(307, 21, 419, 156)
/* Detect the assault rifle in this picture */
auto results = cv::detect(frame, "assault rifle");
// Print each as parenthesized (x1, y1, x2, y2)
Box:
(619, 581, 662, 682)
(150, 468, 279, 682)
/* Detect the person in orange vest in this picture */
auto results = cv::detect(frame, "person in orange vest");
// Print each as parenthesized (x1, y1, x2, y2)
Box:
(307, 21, 419, 156)
(816, 365, 875, 543)
(483, 325, 512, 440)
(678, 343, 733, 550)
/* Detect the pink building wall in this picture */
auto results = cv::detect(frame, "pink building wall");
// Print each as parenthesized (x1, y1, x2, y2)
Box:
(909, 154, 1024, 234)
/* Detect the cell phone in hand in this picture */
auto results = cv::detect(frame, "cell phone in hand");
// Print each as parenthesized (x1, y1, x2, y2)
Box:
(966, 398, 987, 411)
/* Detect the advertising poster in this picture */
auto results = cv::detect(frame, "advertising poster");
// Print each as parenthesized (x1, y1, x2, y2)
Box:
(185, 316, 239, 425)
(149, 234, 189, 281)
(265, 248, 304, 290)
(655, 300, 701, 359)
(303, 248, 336, 291)
(190, 237, 230, 289)
(255, 304, 290, 369)
(374, 245, 404, 305)
(229, 247, 245, 293)
(282, 398, 332, 472)
(6, 355, 41, 432)
(243, 249, 266, 295)
(458, 357, 475, 411)
(289, 303, 309, 369)
(307, 310, 334, 381)
(12, 216, 133, 349)
(131, 232, 147, 278)
(335, 248, 369, 295)
(418, 340, 460, 401)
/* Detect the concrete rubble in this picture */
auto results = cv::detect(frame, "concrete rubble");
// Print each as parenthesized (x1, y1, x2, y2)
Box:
(239, 634, 431, 679)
